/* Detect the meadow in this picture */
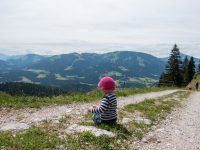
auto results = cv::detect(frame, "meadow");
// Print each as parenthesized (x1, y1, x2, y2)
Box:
(0, 87, 175, 108)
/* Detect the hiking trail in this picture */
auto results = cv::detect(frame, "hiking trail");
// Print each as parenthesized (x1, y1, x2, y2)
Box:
(0, 90, 178, 131)
(129, 92, 200, 150)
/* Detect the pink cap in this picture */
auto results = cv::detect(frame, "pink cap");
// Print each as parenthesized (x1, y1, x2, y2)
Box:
(98, 76, 116, 91)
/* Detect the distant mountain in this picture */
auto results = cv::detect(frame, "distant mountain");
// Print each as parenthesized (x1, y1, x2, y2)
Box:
(0, 53, 10, 60)
(161, 53, 200, 68)
(0, 60, 12, 71)
(0, 51, 165, 91)
(161, 53, 200, 72)
(7, 54, 46, 68)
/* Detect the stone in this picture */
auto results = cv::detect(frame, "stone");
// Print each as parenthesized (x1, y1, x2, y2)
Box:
(0, 122, 29, 131)
(141, 137, 148, 143)
(122, 117, 133, 124)
(65, 124, 115, 137)
(134, 117, 152, 125)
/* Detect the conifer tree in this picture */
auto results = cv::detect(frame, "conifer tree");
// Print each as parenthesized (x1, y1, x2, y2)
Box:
(162, 44, 183, 86)
(198, 61, 200, 73)
(182, 56, 189, 85)
(187, 57, 195, 82)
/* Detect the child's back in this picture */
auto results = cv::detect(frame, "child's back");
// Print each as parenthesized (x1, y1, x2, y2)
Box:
(92, 92, 117, 124)
(88, 76, 117, 125)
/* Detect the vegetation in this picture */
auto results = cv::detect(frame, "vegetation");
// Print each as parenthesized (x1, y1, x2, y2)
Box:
(0, 51, 166, 89)
(75, 90, 191, 149)
(182, 56, 189, 85)
(198, 62, 200, 73)
(0, 90, 190, 149)
(159, 44, 183, 86)
(195, 73, 200, 79)
(159, 44, 196, 87)
(187, 57, 196, 83)
(0, 126, 60, 150)
(0, 87, 174, 108)
(123, 93, 180, 122)
(0, 82, 66, 97)
(122, 91, 190, 139)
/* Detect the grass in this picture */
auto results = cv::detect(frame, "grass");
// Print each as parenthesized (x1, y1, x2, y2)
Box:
(78, 91, 190, 148)
(115, 87, 176, 97)
(73, 121, 130, 149)
(20, 76, 33, 83)
(80, 121, 130, 139)
(0, 87, 175, 108)
(36, 74, 48, 79)
(0, 124, 126, 150)
(123, 91, 189, 122)
(26, 69, 50, 74)
(0, 126, 60, 150)
(122, 91, 191, 140)
(0, 90, 191, 149)
(128, 122, 151, 140)
(63, 131, 121, 150)
(59, 115, 71, 123)
(55, 73, 73, 80)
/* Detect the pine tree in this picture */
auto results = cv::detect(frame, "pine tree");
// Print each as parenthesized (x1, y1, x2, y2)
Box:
(198, 61, 200, 73)
(163, 44, 183, 86)
(187, 57, 195, 82)
(182, 56, 189, 85)
(158, 72, 166, 86)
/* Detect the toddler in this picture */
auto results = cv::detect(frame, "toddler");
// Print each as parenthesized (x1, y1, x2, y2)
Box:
(87, 76, 117, 125)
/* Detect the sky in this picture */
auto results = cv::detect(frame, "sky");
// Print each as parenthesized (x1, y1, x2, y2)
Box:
(0, 0, 200, 58)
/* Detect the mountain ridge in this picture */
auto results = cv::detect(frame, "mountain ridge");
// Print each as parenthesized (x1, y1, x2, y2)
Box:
(0, 51, 166, 91)
(1, 51, 199, 91)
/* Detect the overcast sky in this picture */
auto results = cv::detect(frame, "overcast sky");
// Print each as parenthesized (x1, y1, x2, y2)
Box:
(0, 0, 200, 58)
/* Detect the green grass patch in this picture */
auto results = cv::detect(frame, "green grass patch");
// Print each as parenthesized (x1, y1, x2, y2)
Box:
(55, 73, 74, 80)
(121, 90, 191, 140)
(26, 69, 50, 74)
(137, 56, 145, 67)
(0, 126, 60, 150)
(36, 74, 48, 79)
(0, 90, 190, 149)
(20, 76, 33, 83)
(115, 87, 176, 97)
(80, 121, 130, 139)
(63, 131, 122, 150)
(118, 66, 128, 71)
(59, 115, 71, 123)
(129, 122, 151, 140)
(0, 87, 176, 108)
(123, 91, 189, 122)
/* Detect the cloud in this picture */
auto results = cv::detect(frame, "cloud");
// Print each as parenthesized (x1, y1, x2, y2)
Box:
(0, 0, 200, 57)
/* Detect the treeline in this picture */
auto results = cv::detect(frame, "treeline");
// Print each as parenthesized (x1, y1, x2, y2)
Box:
(0, 82, 67, 97)
(159, 44, 200, 87)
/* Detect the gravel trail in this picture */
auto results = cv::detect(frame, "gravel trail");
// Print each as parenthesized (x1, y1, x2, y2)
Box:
(129, 92, 200, 150)
(0, 90, 178, 131)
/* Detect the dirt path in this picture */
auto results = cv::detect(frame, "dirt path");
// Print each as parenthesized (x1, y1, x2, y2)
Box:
(0, 90, 178, 131)
(129, 92, 200, 150)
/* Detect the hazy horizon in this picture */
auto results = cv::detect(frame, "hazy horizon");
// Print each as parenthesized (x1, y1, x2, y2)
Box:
(0, 47, 200, 59)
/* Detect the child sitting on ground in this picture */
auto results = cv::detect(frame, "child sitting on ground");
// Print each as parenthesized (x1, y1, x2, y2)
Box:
(87, 76, 117, 125)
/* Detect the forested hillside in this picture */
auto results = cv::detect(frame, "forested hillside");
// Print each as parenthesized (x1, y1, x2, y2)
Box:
(0, 51, 165, 90)
(0, 82, 66, 97)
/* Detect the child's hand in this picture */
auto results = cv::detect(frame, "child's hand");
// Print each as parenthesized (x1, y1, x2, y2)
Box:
(87, 107, 93, 112)
(92, 105, 97, 108)
(84, 105, 97, 114)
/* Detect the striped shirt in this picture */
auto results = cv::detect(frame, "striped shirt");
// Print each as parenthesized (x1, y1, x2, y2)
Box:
(92, 93, 117, 121)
